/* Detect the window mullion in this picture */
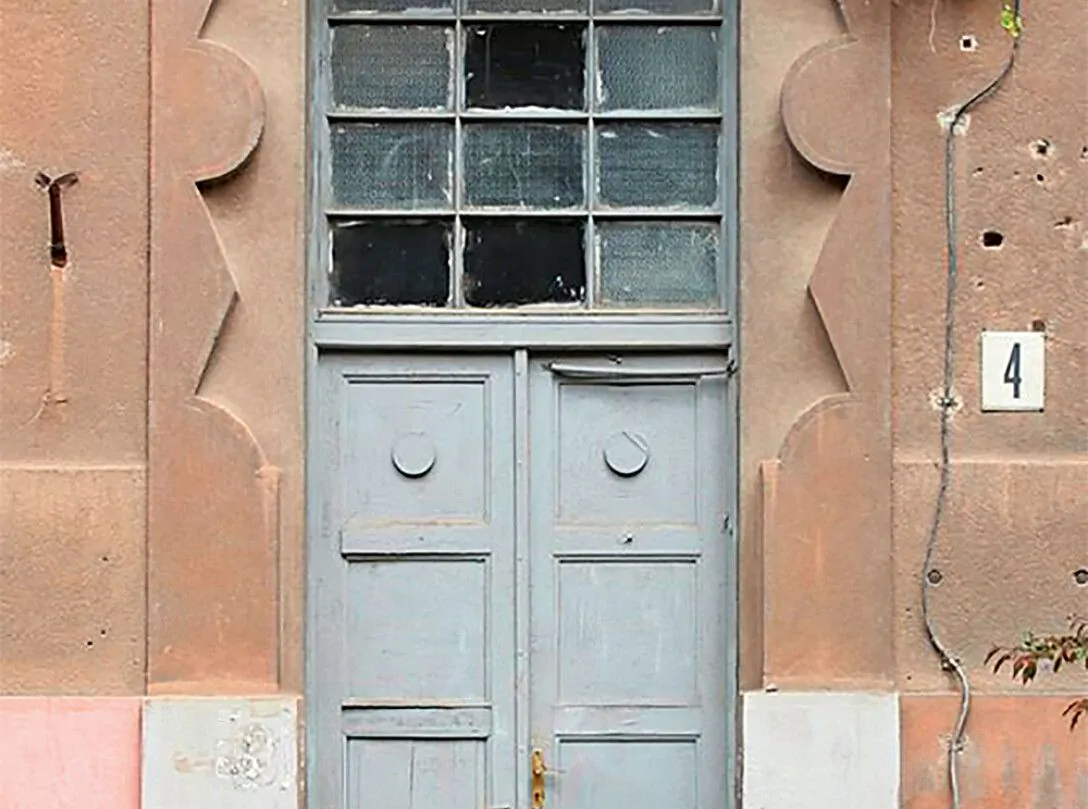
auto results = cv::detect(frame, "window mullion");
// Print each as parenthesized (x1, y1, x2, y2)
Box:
(453, 13, 465, 307)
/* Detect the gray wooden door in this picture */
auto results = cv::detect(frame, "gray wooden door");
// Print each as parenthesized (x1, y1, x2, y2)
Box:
(527, 355, 731, 809)
(310, 352, 732, 809)
(310, 354, 518, 809)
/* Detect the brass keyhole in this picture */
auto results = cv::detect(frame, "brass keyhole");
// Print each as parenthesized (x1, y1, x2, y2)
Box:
(531, 749, 546, 809)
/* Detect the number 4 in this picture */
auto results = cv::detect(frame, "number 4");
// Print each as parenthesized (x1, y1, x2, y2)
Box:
(1003, 342, 1022, 399)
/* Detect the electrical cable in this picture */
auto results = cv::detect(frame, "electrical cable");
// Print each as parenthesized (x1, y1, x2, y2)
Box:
(920, 4, 1022, 807)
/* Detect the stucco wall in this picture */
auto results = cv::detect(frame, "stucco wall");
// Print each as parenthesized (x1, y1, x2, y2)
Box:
(0, 0, 1084, 806)
(1, 0, 151, 694)
(740, 0, 1087, 804)
(0, 0, 305, 695)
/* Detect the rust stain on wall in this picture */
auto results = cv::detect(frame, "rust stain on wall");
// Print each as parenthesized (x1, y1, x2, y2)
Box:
(0, 0, 149, 464)
(902, 695, 1088, 808)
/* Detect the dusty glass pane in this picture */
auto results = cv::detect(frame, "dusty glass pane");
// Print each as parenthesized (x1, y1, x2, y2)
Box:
(330, 220, 451, 307)
(465, 0, 587, 11)
(332, 0, 452, 11)
(595, 0, 717, 12)
(331, 123, 453, 210)
(596, 123, 718, 208)
(331, 25, 453, 110)
(596, 26, 719, 111)
(464, 125, 585, 209)
(598, 222, 718, 306)
(463, 219, 586, 306)
(465, 24, 586, 109)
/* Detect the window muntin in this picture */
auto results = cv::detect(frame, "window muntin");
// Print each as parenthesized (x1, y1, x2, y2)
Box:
(320, 1, 727, 310)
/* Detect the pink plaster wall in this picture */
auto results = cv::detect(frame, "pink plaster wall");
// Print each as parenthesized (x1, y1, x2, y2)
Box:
(0, 698, 141, 809)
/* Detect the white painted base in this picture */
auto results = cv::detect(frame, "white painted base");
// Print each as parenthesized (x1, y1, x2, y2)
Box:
(143, 697, 299, 809)
(742, 692, 900, 809)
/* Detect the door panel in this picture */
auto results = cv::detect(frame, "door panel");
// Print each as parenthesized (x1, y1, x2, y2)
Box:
(529, 354, 730, 809)
(311, 354, 516, 809)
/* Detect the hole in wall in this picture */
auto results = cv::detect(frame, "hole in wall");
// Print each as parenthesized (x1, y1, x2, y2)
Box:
(85, 640, 94, 648)
(1054, 215, 1074, 229)
(1031, 139, 1051, 158)
(1075, 568, 1088, 586)
(927, 568, 944, 585)
(972, 166, 985, 176)
(1031, 319, 1046, 332)
(1081, 146, 1087, 160)
(960, 35, 978, 51)
(981, 230, 1004, 248)
(974, 278, 985, 289)
(1035, 173, 1046, 184)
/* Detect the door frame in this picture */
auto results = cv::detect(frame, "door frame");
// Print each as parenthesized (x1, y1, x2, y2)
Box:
(303, 2, 741, 804)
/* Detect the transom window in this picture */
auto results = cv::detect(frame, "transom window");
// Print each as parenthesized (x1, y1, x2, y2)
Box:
(317, 1, 730, 311)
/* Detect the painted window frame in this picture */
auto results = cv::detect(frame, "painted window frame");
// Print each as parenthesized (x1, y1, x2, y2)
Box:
(306, 1, 739, 349)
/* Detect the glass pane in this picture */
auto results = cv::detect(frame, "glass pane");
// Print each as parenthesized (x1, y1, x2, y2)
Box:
(464, 124, 585, 209)
(331, 220, 451, 306)
(596, 123, 718, 208)
(332, 0, 452, 11)
(595, 0, 717, 11)
(599, 222, 718, 306)
(463, 219, 586, 306)
(331, 25, 453, 110)
(331, 123, 453, 210)
(596, 26, 719, 111)
(465, 24, 586, 109)
(465, 0, 586, 11)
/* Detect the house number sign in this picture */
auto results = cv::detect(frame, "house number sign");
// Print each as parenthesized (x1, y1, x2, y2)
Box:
(980, 331, 1046, 412)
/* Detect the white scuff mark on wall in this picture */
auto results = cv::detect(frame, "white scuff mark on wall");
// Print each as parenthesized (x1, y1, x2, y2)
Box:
(928, 386, 963, 415)
(937, 107, 970, 135)
(214, 720, 293, 792)
(0, 340, 14, 367)
(0, 149, 25, 172)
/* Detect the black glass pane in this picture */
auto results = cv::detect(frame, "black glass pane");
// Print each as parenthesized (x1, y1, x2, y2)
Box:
(463, 219, 585, 307)
(465, 24, 586, 109)
(331, 220, 450, 306)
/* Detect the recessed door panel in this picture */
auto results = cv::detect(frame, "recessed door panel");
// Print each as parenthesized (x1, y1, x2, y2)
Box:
(555, 382, 699, 525)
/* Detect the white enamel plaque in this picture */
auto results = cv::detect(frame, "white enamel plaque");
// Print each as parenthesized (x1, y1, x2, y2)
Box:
(980, 331, 1045, 411)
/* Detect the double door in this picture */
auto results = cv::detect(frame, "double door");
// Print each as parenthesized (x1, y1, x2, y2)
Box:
(309, 352, 733, 809)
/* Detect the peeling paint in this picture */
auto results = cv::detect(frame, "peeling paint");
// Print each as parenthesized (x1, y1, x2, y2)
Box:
(214, 722, 281, 791)
(144, 698, 298, 808)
